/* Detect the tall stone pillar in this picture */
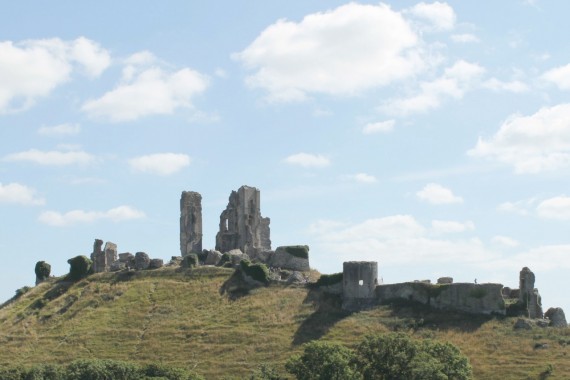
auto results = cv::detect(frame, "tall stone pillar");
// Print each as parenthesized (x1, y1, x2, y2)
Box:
(180, 191, 203, 256)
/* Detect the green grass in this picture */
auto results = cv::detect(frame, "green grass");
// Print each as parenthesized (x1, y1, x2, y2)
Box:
(0, 266, 569, 379)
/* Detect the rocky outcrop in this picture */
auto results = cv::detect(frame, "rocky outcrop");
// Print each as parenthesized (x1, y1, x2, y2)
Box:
(180, 191, 202, 256)
(215, 186, 271, 256)
(134, 252, 150, 270)
(149, 259, 164, 269)
(205, 250, 222, 266)
(545, 307, 568, 328)
(268, 246, 310, 271)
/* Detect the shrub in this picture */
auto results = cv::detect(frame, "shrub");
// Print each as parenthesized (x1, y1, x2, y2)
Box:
(67, 255, 93, 281)
(24, 363, 65, 380)
(34, 261, 51, 281)
(315, 273, 343, 287)
(182, 254, 199, 268)
(286, 341, 362, 380)
(250, 364, 284, 380)
(240, 260, 270, 284)
(219, 253, 231, 266)
(284, 246, 309, 259)
(142, 363, 204, 380)
(65, 359, 140, 380)
(0, 367, 24, 380)
(14, 286, 31, 299)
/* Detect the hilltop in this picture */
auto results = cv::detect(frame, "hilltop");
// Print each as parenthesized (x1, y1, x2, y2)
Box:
(1, 266, 569, 379)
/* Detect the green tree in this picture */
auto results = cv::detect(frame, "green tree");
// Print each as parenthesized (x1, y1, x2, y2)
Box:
(285, 341, 362, 380)
(354, 333, 472, 380)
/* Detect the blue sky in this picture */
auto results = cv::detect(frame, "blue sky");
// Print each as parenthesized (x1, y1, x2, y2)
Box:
(1, 1, 569, 315)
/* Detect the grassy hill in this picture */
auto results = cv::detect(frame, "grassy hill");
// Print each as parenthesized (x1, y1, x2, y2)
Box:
(0, 266, 569, 379)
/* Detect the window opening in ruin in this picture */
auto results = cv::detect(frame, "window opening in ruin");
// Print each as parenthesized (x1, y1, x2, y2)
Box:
(359, 280, 364, 286)
(224, 219, 228, 230)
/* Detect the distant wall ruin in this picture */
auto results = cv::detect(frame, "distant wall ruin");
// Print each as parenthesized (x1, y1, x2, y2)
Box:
(339, 262, 547, 317)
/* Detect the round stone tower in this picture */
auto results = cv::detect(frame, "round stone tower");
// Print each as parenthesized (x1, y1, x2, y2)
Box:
(342, 261, 378, 310)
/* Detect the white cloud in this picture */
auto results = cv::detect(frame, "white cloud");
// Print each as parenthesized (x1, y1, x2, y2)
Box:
(536, 196, 570, 220)
(82, 67, 209, 122)
(451, 33, 479, 43)
(37, 123, 81, 136)
(128, 153, 191, 176)
(431, 220, 474, 233)
(416, 183, 463, 204)
(0, 37, 110, 113)
(284, 153, 330, 168)
(406, 2, 456, 32)
(363, 120, 395, 134)
(68, 37, 111, 78)
(234, 3, 427, 102)
(497, 200, 533, 216)
(308, 215, 497, 267)
(492, 235, 520, 247)
(381, 60, 485, 115)
(0, 182, 44, 205)
(541, 63, 570, 90)
(38, 205, 145, 227)
(344, 173, 378, 183)
(4, 148, 94, 165)
(483, 78, 529, 93)
(468, 103, 570, 173)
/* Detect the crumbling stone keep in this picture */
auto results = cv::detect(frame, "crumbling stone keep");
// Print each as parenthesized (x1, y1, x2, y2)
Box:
(180, 191, 203, 256)
(215, 186, 271, 256)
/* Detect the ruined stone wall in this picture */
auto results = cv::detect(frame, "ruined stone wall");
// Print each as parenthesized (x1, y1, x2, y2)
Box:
(215, 186, 271, 255)
(342, 261, 378, 310)
(375, 282, 506, 315)
(180, 191, 203, 256)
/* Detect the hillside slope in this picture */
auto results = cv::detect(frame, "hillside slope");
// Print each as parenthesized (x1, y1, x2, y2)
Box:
(0, 266, 568, 379)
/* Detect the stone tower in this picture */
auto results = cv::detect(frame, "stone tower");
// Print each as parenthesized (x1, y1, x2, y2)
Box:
(519, 267, 543, 319)
(342, 261, 378, 310)
(215, 185, 271, 255)
(180, 191, 203, 256)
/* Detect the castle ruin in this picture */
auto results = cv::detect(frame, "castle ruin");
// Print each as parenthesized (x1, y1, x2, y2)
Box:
(215, 185, 271, 256)
(180, 191, 203, 256)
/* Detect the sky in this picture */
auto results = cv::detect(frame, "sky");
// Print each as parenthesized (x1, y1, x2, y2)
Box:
(1, 0, 569, 315)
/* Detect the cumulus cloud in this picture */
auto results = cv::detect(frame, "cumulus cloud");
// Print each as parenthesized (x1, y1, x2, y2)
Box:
(431, 220, 474, 234)
(4, 148, 94, 165)
(308, 215, 496, 267)
(284, 153, 330, 168)
(82, 66, 209, 122)
(38, 205, 145, 227)
(492, 235, 520, 247)
(362, 120, 395, 134)
(0, 182, 45, 205)
(343, 173, 378, 183)
(381, 60, 485, 115)
(482, 78, 529, 93)
(468, 103, 570, 173)
(541, 63, 570, 90)
(234, 3, 427, 102)
(0, 37, 110, 113)
(37, 123, 81, 136)
(416, 183, 463, 204)
(536, 196, 570, 220)
(405, 1, 456, 32)
(128, 153, 191, 176)
(451, 33, 479, 43)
